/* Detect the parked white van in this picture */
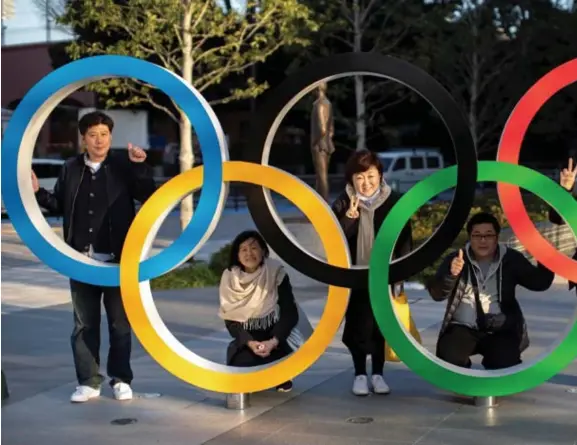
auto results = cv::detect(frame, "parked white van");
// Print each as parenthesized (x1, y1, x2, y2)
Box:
(1, 158, 65, 216)
(376, 148, 444, 193)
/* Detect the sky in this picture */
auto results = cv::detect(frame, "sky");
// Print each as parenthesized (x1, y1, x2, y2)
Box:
(2, 0, 71, 46)
(0, 0, 248, 46)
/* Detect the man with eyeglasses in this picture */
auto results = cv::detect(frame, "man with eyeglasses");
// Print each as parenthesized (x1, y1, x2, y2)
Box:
(427, 212, 554, 370)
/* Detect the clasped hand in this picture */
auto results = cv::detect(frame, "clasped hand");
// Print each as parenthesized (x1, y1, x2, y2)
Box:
(248, 338, 279, 357)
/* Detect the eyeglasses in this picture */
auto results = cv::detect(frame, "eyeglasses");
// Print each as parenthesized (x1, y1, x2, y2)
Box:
(471, 234, 497, 241)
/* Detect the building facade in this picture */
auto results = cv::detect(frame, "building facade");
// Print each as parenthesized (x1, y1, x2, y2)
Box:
(1, 41, 96, 157)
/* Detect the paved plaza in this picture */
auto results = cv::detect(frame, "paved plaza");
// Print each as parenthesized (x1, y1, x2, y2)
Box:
(2, 212, 577, 444)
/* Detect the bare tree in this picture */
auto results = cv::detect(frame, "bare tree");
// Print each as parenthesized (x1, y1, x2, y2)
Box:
(430, 0, 521, 154)
(305, 0, 439, 151)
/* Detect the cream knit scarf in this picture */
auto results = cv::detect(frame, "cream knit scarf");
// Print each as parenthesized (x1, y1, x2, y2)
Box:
(218, 258, 286, 329)
(345, 181, 391, 265)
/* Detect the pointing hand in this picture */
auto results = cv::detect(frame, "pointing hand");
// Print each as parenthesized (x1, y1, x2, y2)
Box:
(128, 143, 147, 163)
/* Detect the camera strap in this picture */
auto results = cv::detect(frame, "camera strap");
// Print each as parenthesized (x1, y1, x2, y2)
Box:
(467, 262, 502, 332)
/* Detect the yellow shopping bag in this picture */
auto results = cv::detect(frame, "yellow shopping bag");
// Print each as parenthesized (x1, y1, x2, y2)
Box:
(384, 292, 422, 362)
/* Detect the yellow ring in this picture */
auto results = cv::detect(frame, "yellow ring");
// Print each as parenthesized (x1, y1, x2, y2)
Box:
(119, 161, 351, 393)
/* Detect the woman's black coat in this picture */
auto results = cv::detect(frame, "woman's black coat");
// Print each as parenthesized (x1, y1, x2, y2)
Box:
(331, 190, 413, 356)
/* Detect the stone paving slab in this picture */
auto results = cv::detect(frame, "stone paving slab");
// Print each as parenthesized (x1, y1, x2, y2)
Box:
(0, 298, 359, 445)
(2, 284, 576, 445)
(204, 366, 577, 445)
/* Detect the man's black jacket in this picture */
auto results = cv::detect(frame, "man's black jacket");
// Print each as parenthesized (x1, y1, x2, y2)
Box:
(35, 152, 157, 262)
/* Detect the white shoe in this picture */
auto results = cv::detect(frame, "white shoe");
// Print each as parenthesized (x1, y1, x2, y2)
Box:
(352, 375, 370, 396)
(112, 382, 133, 401)
(70, 385, 101, 403)
(371, 375, 391, 394)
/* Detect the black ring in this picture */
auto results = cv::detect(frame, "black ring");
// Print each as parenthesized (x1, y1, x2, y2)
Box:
(243, 52, 477, 288)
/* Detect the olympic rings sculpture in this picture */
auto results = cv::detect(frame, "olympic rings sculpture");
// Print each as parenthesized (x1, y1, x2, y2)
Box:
(2, 53, 576, 397)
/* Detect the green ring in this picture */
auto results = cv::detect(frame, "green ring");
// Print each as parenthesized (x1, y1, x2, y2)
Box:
(369, 160, 577, 396)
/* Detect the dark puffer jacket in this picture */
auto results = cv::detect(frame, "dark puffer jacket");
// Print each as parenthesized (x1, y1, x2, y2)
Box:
(427, 246, 554, 353)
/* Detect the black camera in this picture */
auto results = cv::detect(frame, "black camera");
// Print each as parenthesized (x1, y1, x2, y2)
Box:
(483, 313, 507, 332)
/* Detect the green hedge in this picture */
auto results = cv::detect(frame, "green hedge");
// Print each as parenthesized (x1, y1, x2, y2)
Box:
(150, 243, 233, 291)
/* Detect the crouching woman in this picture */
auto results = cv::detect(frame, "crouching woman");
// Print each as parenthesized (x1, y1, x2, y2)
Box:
(218, 230, 301, 392)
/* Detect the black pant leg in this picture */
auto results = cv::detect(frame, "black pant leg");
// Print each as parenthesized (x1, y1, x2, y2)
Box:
(102, 286, 133, 386)
(351, 351, 367, 375)
(371, 321, 385, 375)
(437, 324, 481, 368)
(70, 279, 104, 388)
(478, 331, 522, 370)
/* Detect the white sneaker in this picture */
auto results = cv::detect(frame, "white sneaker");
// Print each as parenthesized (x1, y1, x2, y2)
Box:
(112, 382, 133, 401)
(371, 375, 391, 395)
(352, 375, 370, 396)
(70, 385, 101, 403)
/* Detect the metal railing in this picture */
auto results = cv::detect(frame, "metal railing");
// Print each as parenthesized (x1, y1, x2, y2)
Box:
(504, 221, 576, 260)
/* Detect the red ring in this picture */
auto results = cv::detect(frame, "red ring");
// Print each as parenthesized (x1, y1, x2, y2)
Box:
(497, 58, 577, 282)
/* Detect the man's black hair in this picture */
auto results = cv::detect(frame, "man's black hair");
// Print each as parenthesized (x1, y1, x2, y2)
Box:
(78, 111, 114, 136)
(466, 212, 501, 235)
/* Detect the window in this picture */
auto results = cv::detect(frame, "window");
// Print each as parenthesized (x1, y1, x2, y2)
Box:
(33, 163, 62, 179)
(410, 156, 424, 169)
(380, 158, 393, 171)
(33, 164, 51, 179)
(426, 156, 440, 168)
(392, 158, 406, 171)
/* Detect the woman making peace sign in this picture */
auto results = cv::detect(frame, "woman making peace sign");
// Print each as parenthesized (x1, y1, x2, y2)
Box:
(331, 150, 413, 397)
(549, 157, 577, 293)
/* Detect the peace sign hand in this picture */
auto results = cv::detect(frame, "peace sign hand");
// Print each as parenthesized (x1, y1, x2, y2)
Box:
(346, 195, 360, 219)
(560, 158, 577, 191)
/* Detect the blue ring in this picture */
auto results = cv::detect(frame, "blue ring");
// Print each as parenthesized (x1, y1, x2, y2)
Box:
(1, 55, 227, 286)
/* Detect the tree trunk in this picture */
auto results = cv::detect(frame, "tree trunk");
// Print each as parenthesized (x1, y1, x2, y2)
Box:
(354, 77, 366, 152)
(469, 20, 479, 152)
(179, 4, 194, 231)
(469, 50, 479, 151)
(353, 0, 366, 151)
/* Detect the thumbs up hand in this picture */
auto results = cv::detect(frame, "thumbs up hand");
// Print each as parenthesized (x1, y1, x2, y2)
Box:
(450, 249, 465, 276)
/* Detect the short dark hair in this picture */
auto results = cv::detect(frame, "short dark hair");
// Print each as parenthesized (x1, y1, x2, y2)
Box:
(79, 111, 114, 135)
(228, 230, 270, 270)
(466, 212, 501, 235)
(344, 149, 383, 185)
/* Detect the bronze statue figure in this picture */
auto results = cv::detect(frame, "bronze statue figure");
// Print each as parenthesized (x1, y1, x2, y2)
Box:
(310, 81, 335, 201)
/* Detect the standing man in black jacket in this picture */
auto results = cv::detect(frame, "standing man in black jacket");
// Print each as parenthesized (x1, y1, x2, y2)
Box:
(32, 111, 157, 403)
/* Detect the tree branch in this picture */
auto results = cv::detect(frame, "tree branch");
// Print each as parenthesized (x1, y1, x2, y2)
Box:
(337, 0, 355, 25)
(359, 0, 379, 28)
(123, 80, 180, 123)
